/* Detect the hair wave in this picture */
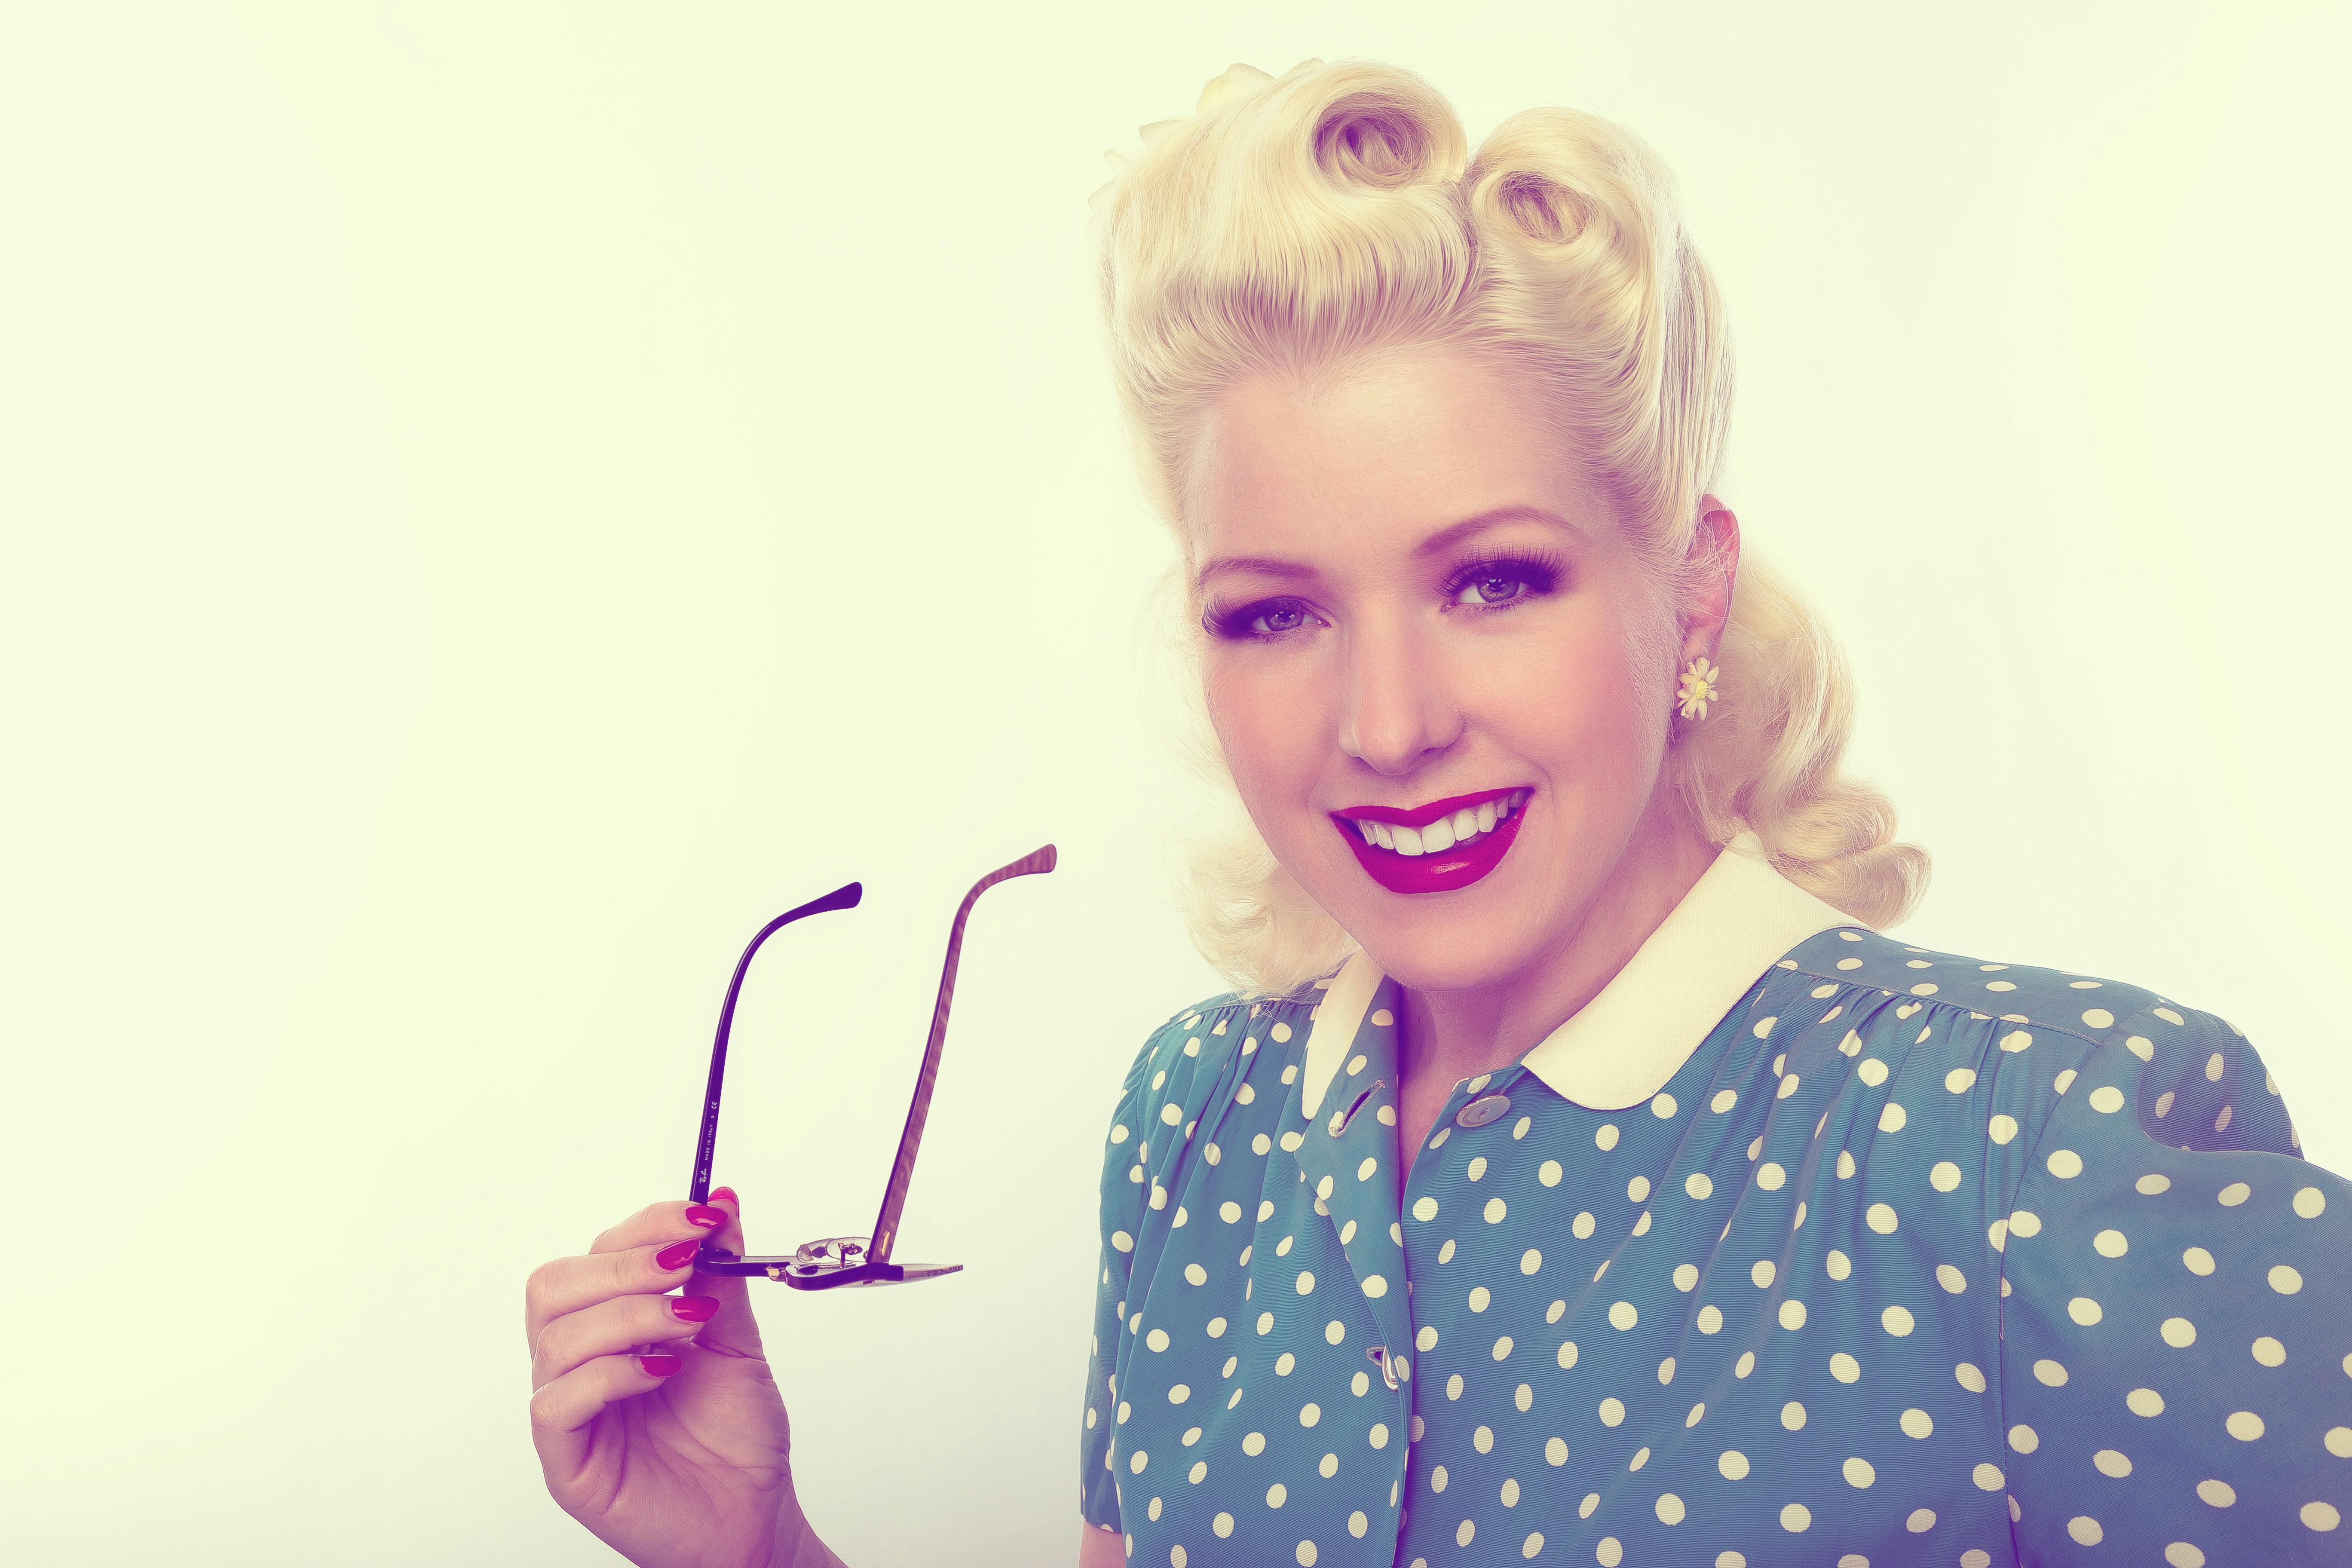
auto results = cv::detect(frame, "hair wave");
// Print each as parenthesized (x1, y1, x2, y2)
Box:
(1096, 60, 1929, 998)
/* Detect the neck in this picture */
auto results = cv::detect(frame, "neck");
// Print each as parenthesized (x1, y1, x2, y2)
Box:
(1396, 792, 1721, 1095)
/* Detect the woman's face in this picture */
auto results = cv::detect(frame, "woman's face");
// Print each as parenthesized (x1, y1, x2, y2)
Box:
(1182, 341, 1720, 995)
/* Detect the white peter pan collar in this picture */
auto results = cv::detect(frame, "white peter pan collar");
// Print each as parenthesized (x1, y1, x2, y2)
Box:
(1299, 829, 1868, 1117)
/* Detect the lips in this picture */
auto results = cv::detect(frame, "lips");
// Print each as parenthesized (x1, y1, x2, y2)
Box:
(1330, 787, 1532, 896)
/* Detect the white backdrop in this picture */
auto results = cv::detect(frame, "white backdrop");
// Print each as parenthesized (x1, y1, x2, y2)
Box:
(3, 2, 2345, 1563)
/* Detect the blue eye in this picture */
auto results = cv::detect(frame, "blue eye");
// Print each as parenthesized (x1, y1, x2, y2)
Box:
(1203, 547, 1564, 642)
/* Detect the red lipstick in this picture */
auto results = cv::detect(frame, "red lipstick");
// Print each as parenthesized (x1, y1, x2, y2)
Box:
(1330, 787, 1531, 896)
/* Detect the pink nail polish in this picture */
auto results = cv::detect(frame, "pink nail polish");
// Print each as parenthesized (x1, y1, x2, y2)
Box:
(655, 1239, 699, 1271)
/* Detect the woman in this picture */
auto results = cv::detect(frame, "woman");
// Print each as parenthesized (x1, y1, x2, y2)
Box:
(524, 60, 2350, 1567)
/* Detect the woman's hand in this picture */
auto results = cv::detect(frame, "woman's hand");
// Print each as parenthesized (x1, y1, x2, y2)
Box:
(526, 1190, 811, 1568)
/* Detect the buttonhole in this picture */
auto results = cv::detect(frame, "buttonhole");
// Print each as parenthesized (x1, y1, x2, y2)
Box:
(1334, 1078, 1383, 1135)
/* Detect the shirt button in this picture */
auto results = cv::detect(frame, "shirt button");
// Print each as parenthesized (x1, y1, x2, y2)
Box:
(1455, 1093, 1510, 1128)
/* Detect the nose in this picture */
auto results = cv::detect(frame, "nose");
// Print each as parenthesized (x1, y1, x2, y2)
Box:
(1335, 615, 1462, 775)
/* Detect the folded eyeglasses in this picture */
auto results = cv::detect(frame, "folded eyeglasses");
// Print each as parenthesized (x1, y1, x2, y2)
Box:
(685, 844, 1055, 1289)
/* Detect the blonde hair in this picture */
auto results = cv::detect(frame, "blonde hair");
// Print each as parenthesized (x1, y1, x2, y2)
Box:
(1093, 59, 1928, 998)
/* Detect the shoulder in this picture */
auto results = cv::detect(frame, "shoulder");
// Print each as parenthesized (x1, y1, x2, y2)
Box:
(1780, 923, 2296, 1158)
(1100, 980, 1324, 1138)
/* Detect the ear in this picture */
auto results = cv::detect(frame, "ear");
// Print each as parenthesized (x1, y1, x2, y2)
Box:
(1678, 493, 1741, 662)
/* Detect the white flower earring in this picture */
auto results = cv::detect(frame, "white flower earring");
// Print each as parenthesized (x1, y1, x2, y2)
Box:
(1676, 655, 1720, 720)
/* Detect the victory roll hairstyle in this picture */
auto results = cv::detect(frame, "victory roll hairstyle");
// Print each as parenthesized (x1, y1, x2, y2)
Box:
(1091, 60, 1927, 998)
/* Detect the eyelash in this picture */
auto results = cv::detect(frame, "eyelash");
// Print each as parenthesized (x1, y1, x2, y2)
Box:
(1202, 547, 1566, 642)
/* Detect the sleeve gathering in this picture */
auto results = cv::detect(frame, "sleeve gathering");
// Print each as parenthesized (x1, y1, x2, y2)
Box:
(1995, 1000, 2352, 1563)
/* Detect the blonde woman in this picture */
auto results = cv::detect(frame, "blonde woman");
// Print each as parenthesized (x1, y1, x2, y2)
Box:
(524, 60, 2351, 1568)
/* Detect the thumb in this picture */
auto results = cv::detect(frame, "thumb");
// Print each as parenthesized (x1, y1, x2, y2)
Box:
(689, 1186, 769, 1360)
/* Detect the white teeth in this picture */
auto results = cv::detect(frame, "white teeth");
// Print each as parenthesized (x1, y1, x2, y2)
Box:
(1349, 790, 1529, 858)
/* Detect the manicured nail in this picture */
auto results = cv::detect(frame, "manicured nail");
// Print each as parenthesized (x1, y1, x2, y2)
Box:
(655, 1240, 700, 1271)
(638, 1354, 683, 1377)
(684, 1204, 727, 1229)
(669, 1295, 719, 1323)
(709, 1186, 738, 1207)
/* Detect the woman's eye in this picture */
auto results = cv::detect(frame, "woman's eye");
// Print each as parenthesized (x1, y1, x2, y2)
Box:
(1456, 572, 1532, 607)
(1249, 602, 1310, 635)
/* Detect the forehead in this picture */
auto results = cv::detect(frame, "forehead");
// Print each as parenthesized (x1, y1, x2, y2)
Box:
(1180, 343, 1592, 558)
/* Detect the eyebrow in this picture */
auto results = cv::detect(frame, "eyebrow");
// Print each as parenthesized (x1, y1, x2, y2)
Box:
(1192, 505, 1584, 593)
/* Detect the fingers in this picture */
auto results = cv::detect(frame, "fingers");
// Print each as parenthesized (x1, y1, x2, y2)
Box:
(587, 1198, 735, 1257)
(525, 1207, 721, 1347)
(532, 1289, 719, 1389)
(529, 1348, 685, 1473)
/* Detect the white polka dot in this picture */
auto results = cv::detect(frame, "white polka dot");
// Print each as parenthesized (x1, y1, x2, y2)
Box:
(1717, 1449, 1751, 1479)
(1827, 1249, 1852, 1280)
(2033, 1358, 2067, 1386)
(2067, 1297, 2103, 1325)
(1609, 1301, 1639, 1330)
(2307, 1502, 2343, 1532)
(1843, 1457, 1875, 1487)
(1213, 1512, 1234, 1537)
(1780, 1503, 1810, 1532)
(2196, 1478, 2235, 1507)
(1655, 1493, 1685, 1525)
(1781, 1401, 1806, 1430)
(1989, 1114, 2018, 1145)
(1712, 1089, 1738, 1113)
(1879, 1102, 1908, 1132)
(1696, 1305, 1723, 1334)
(1972, 1462, 2004, 1491)
(2127, 1387, 2165, 1417)
(1492, 1335, 1514, 1361)
(1594, 1538, 1619, 1566)
(2272, 1264, 2305, 1294)
(2008, 1424, 2039, 1453)
(2093, 1228, 2127, 1257)
(1596, 1124, 1620, 1151)
(2001, 1029, 2033, 1054)
(1651, 1092, 1678, 1118)
(1777, 1073, 1801, 1099)
(2046, 1148, 2083, 1179)
(2067, 1516, 2103, 1545)
(2161, 1317, 2196, 1348)
(2184, 1246, 2216, 1275)
(1267, 1482, 1286, 1507)
(1937, 1263, 1967, 1293)
(1882, 1305, 1915, 1336)
(2220, 1181, 2251, 1207)
(1930, 1161, 1962, 1192)
(2226, 1410, 2265, 1440)
(2328, 1427, 2352, 1457)
(1945, 1068, 1977, 1093)
(1907, 1508, 1936, 1532)
(1538, 1160, 1562, 1188)
(2089, 1084, 2125, 1113)
(1779, 1300, 1807, 1330)
(1113, 1230, 1134, 1253)
(1829, 1353, 1859, 1382)
(1857, 1058, 1887, 1087)
(1757, 1162, 1786, 1191)
(1901, 1408, 1933, 1438)
(2093, 1448, 2132, 1477)
(1866, 1202, 1898, 1234)
(1956, 1362, 1988, 1393)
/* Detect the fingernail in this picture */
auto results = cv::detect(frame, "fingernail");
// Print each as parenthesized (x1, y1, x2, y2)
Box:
(638, 1354, 683, 1378)
(655, 1239, 700, 1271)
(684, 1204, 728, 1229)
(710, 1186, 738, 1207)
(670, 1295, 719, 1323)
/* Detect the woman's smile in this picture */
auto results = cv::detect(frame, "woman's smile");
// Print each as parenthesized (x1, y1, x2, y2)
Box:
(1331, 786, 1533, 894)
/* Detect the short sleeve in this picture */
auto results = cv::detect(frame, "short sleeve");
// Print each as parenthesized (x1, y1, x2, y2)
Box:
(1998, 1002, 2352, 1562)
(1078, 1026, 1158, 1532)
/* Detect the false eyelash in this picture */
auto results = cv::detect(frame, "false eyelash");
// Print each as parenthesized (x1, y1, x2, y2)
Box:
(1440, 545, 1565, 603)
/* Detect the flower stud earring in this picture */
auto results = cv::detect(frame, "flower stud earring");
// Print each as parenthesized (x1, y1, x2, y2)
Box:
(1676, 655, 1720, 720)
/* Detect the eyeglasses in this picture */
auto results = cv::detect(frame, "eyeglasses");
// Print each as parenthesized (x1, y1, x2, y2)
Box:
(684, 844, 1057, 1289)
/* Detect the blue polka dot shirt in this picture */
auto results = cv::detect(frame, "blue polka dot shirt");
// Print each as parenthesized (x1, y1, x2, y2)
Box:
(1079, 832, 2351, 1566)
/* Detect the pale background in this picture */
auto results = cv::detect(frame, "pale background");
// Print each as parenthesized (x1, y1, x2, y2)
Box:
(2, 1, 2345, 1562)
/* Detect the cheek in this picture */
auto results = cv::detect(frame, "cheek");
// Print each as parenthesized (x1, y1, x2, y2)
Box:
(1201, 656, 1309, 794)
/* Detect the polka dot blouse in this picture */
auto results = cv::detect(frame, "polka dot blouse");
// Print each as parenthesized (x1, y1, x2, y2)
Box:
(1079, 832, 2351, 1567)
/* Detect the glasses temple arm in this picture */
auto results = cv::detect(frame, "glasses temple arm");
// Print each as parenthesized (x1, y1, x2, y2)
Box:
(866, 843, 1056, 1265)
(688, 880, 863, 1205)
